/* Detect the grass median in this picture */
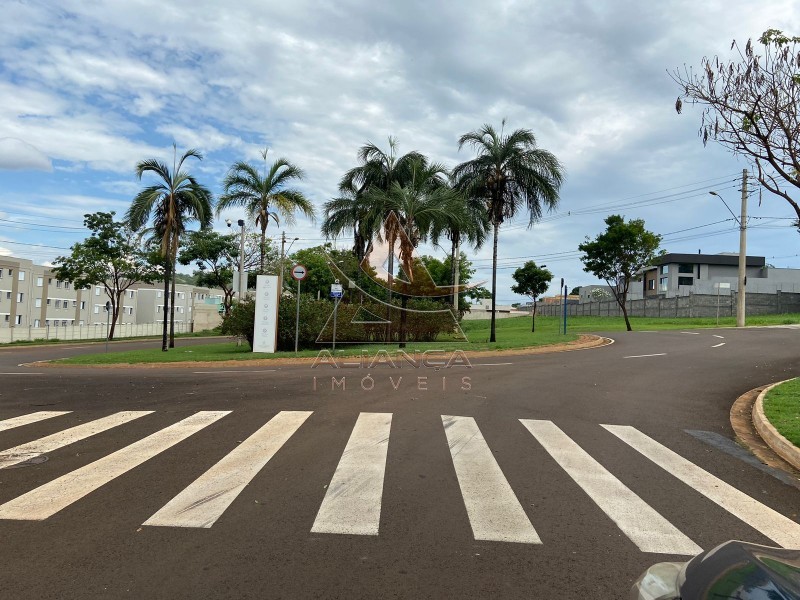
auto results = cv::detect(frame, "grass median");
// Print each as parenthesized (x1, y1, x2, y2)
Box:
(48, 312, 800, 366)
(763, 378, 800, 447)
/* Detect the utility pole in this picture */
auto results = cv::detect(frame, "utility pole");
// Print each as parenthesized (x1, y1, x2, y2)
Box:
(238, 219, 246, 301)
(737, 169, 748, 328)
(280, 231, 287, 294)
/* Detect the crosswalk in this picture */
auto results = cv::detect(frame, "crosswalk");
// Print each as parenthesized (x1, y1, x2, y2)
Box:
(1, 409, 799, 555)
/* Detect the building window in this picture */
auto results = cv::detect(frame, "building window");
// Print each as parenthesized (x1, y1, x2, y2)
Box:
(5, 292, 10, 300)
(16, 315, 22, 325)
(648, 279, 655, 290)
(95, 287, 101, 296)
(56, 280, 62, 288)
(80, 301, 86, 310)
(126, 307, 133, 315)
(129, 291, 135, 298)
(72, 300, 77, 308)
(61, 320, 67, 326)
(18, 271, 25, 281)
(678, 264, 694, 274)
(678, 277, 693, 286)
(36, 277, 43, 287)
(660, 265, 669, 274)
(64, 282, 70, 290)
(93, 305, 100, 314)
(46, 298, 51, 305)
(659, 277, 668, 292)
(17, 293, 23, 302)
(55, 300, 60, 308)
(35, 298, 41, 308)
(157, 291, 162, 298)
(3, 315, 8, 322)
(34, 319, 40, 327)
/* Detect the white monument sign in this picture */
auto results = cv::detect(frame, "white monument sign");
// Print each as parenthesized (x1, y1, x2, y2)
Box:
(253, 275, 279, 353)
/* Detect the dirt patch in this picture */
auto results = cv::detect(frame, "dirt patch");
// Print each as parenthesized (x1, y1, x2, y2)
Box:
(26, 334, 611, 370)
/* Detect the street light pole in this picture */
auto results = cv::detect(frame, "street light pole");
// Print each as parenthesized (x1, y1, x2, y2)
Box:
(709, 169, 748, 327)
(238, 219, 245, 300)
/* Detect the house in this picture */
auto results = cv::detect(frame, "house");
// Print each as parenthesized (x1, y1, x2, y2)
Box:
(639, 253, 800, 298)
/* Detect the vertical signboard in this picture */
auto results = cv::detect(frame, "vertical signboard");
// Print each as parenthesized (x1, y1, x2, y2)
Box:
(253, 275, 279, 353)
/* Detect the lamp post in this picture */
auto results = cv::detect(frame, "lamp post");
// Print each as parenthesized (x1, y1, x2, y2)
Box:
(710, 169, 748, 327)
(226, 218, 247, 300)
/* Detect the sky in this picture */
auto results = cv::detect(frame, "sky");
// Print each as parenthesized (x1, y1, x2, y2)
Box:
(1, 0, 799, 304)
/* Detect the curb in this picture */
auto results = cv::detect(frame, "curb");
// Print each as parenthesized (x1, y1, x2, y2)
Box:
(752, 379, 800, 471)
(26, 334, 613, 369)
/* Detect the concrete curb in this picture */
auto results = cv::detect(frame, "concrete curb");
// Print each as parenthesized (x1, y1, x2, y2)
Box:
(752, 379, 800, 471)
(25, 334, 613, 369)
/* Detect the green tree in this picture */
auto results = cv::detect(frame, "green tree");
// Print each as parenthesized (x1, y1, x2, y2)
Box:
(569, 286, 580, 295)
(178, 230, 239, 316)
(217, 149, 315, 273)
(52, 212, 159, 340)
(672, 29, 800, 229)
(578, 215, 662, 331)
(510, 261, 553, 332)
(453, 122, 564, 343)
(419, 252, 486, 315)
(128, 146, 213, 351)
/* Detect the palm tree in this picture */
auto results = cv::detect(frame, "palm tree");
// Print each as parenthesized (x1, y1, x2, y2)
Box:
(430, 184, 489, 307)
(217, 149, 315, 274)
(128, 146, 213, 351)
(321, 183, 372, 262)
(453, 122, 564, 343)
(364, 157, 462, 344)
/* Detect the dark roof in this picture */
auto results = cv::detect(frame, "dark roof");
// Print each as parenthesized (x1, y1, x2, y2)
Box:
(655, 253, 765, 268)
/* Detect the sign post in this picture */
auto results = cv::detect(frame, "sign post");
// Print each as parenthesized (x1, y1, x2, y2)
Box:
(330, 280, 343, 351)
(253, 275, 279, 353)
(715, 282, 731, 326)
(291, 264, 308, 354)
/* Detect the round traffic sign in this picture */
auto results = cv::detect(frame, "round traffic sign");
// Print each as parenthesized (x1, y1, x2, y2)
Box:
(291, 264, 308, 281)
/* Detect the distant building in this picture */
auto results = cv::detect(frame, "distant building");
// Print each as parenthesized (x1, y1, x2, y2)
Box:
(639, 253, 800, 298)
(0, 254, 224, 330)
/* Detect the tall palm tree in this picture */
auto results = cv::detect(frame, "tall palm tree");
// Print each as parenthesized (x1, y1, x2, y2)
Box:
(321, 183, 372, 262)
(430, 183, 489, 306)
(364, 157, 462, 344)
(453, 122, 564, 343)
(128, 146, 213, 351)
(217, 149, 315, 274)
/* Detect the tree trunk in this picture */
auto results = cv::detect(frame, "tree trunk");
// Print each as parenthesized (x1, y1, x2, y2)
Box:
(161, 243, 171, 352)
(619, 293, 632, 331)
(531, 298, 537, 332)
(399, 294, 408, 348)
(489, 221, 499, 343)
(169, 254, 176, 348)
(260, 222, 267, 273)
(109, 295, 119, 341)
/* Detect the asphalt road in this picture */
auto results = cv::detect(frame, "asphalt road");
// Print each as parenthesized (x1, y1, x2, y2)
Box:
(0, 327, 798, 599)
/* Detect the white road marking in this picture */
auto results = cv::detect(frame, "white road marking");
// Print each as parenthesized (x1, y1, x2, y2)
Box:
(311, 412, 392, 536)
(472, 362, 513, 366)
(442, 415, 540, 544)
(0, 411, 71, 432)
(713, 335, 725, 339)
(0, 411, 229, 520)
(680, 332, 700, 335)
(603, 425, 800, 548)
(145, 411, 312, 528)
(711, 342, 726, 348)
(0, 411, 153, 469)
(520, 420, 701, 555)
(623, 353, 667, 359)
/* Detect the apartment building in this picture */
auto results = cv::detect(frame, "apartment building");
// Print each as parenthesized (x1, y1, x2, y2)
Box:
(0, 254, 222, 330)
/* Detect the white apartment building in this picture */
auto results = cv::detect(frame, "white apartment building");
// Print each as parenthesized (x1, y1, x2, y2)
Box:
(0, 254, 223, 331)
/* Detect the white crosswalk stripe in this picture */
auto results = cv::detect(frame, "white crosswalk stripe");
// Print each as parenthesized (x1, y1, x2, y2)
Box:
(0, 411, 71, 432)
(311, 412, 392, 536)
(144, 411, 312, 528)
(0, 411, 153, 469)
(443, 415, 541, 544)
(0, 410, 798, 553)
(0, 411, 229, 520)
(603, 424, 800, 548)
(521, 419, 701, 555)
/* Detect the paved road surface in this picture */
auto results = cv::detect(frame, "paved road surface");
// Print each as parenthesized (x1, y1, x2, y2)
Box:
(0, 328, 798, 599)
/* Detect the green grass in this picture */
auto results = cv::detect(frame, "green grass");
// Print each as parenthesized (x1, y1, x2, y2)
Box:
(1, 329, 223, 348)
(763, 378, 800, 447)
(50, 312, 800, 365)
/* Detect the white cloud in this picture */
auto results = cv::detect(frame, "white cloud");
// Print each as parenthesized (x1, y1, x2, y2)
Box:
(0, 138, 52, 171)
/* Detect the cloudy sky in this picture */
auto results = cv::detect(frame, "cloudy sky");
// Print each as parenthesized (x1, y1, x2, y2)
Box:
(1, 0, 799, 303)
